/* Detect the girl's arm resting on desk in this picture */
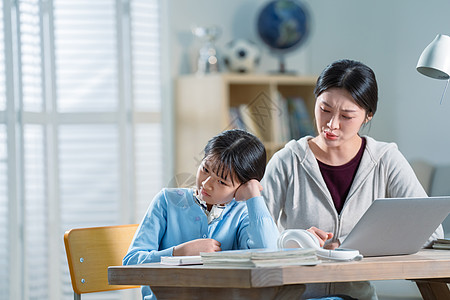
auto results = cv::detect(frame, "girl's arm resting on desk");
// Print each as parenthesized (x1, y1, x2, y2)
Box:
(123, 238, 222, 265)
(123, 246, 174, 265)
(173, 239, 221, 256)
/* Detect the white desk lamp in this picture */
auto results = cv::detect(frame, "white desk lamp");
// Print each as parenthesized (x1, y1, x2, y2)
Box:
(417, 34, 450, 104)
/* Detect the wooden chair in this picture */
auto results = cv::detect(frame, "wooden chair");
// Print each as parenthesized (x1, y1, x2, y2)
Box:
(64, 224, 140, 300)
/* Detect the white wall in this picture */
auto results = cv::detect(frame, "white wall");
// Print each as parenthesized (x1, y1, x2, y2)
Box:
(167, 0, 450, 165)
(305, 0, 450, 165)
(168, 0, 309, 76)
(165, 1, 450, 298)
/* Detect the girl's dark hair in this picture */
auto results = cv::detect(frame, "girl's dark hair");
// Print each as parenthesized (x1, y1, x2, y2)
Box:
(314, 59, 378, 117)
(202, 129, 266, 185)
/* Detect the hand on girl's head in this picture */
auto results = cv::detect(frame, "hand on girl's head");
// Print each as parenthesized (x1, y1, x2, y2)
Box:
(234, 179, 263, 202)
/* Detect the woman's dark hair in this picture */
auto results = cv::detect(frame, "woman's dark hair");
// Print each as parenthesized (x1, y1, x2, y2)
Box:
(314, 59, 378, 117)
(202, 129, 266, 185)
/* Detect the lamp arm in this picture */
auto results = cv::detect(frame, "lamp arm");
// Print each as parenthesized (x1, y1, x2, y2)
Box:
(440, 79, 450, 105)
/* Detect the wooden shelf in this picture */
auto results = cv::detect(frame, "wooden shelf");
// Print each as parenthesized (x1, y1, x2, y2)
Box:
(175, 73, 317, 178)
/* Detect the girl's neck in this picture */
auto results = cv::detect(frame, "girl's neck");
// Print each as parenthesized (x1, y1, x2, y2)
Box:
(193, 188, 225, 212)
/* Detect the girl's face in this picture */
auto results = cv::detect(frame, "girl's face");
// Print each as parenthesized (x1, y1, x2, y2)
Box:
(315, 87, 371, 148)
(195, 158, 240, 207)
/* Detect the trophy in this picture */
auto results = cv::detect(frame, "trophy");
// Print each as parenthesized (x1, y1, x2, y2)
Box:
(192, 25, 221, 74)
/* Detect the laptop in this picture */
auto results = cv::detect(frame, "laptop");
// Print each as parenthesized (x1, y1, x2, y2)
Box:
(339, 196, 450, 257)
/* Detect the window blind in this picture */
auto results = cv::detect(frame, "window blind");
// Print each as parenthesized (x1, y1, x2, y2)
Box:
(24, 125, 48, 299)
(0, 0, 5, 111)
(0, 126, 8, 299)
(54, 0, 117, 113)
(17, 1, 49, 299)
(1, 0, 163, 299)
(131, 0, 163, 218)
(0, 0, 8, 297)
(20, 0, 43, 113)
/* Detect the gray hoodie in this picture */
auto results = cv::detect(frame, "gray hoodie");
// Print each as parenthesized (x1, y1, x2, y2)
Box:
(262, 135, 444, 299)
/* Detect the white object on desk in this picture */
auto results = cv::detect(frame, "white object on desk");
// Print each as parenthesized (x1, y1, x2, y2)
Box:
(278, 229, 362, 261)
(160, 255, 203, 266)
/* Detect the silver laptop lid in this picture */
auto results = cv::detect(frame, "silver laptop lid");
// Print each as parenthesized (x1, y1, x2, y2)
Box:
(339, 196, 450, 257)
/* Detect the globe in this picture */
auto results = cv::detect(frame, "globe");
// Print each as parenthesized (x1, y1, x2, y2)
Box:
(257, 0, 310, 73)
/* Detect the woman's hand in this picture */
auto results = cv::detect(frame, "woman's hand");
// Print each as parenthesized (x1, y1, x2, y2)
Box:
(307, 226, 334, 248)
(234, 179, 262, 201)
(173, 239, 221, 256)
(323, 241, 340, 250)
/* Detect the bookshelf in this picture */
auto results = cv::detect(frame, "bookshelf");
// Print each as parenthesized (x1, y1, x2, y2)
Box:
(175, 73, 317, 178)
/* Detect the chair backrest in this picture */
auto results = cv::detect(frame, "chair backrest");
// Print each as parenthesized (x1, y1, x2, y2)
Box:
(64, 224, 140, 296)
(410, 159, 435, 195)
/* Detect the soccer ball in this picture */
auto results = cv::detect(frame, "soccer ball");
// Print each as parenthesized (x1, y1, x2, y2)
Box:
(222, 39, 261, 73)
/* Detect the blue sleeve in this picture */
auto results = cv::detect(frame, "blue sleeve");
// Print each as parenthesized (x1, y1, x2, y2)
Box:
(238, 196, 279, 250)
(122, 190, 174, 265)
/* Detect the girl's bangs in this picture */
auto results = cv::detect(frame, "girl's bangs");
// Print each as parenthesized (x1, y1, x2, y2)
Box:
(205, 154, 234, 184)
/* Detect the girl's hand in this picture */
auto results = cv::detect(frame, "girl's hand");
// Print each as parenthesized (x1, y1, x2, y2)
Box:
(234, 179, 262, 201)
(307, 226, 334, 247)
(173, 238, 221, 256)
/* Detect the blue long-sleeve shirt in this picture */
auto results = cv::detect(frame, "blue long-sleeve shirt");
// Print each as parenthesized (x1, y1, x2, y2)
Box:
(123, 188, 279, 299)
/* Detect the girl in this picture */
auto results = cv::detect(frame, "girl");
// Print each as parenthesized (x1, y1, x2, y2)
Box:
(123, 129, 279, 300)
(262, 59, 444, 300)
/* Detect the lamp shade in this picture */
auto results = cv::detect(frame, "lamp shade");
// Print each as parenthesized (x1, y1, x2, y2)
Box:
(416, 34, 450, 80)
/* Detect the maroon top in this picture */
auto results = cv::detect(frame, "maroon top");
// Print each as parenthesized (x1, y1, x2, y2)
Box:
(317, 137, 366, 214)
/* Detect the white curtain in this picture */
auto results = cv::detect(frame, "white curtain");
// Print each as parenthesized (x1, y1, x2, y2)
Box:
(0, 0, 163, 299)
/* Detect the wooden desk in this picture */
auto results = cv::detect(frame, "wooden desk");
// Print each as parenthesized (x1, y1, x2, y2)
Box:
(108, 249, 450, 300)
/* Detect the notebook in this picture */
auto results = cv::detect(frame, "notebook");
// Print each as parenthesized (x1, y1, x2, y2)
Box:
(160, 255, 203, 265)
(339, 196, 450, 257)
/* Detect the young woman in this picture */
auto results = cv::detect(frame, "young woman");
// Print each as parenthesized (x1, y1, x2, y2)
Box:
(262, 59, 444, 300)
(123, 129, 279, 300)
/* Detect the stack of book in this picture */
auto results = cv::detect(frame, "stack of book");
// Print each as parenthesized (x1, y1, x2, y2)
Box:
(200, 248, 320, 267)
(432, 238, 450, 250)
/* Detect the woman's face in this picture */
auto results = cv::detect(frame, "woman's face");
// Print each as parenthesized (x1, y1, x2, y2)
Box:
(314, 87, 371, 148)
(195, 158, 240, 207)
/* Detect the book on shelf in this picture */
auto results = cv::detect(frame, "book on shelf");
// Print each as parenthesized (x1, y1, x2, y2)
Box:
(228, 95, 315, 144)
(230, 104, 263, 138)
(273, 91, 291, 144)
(200, 247, 320, 267)
(286, 97, 315, 140)
(229, 106, 246, 131)
(432, 238, 450, 250)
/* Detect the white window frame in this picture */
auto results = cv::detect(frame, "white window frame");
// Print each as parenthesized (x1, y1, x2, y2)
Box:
(1, 0, 169, 299)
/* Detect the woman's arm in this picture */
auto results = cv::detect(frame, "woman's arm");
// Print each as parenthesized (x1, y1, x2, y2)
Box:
(261, 152, 289, 227)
